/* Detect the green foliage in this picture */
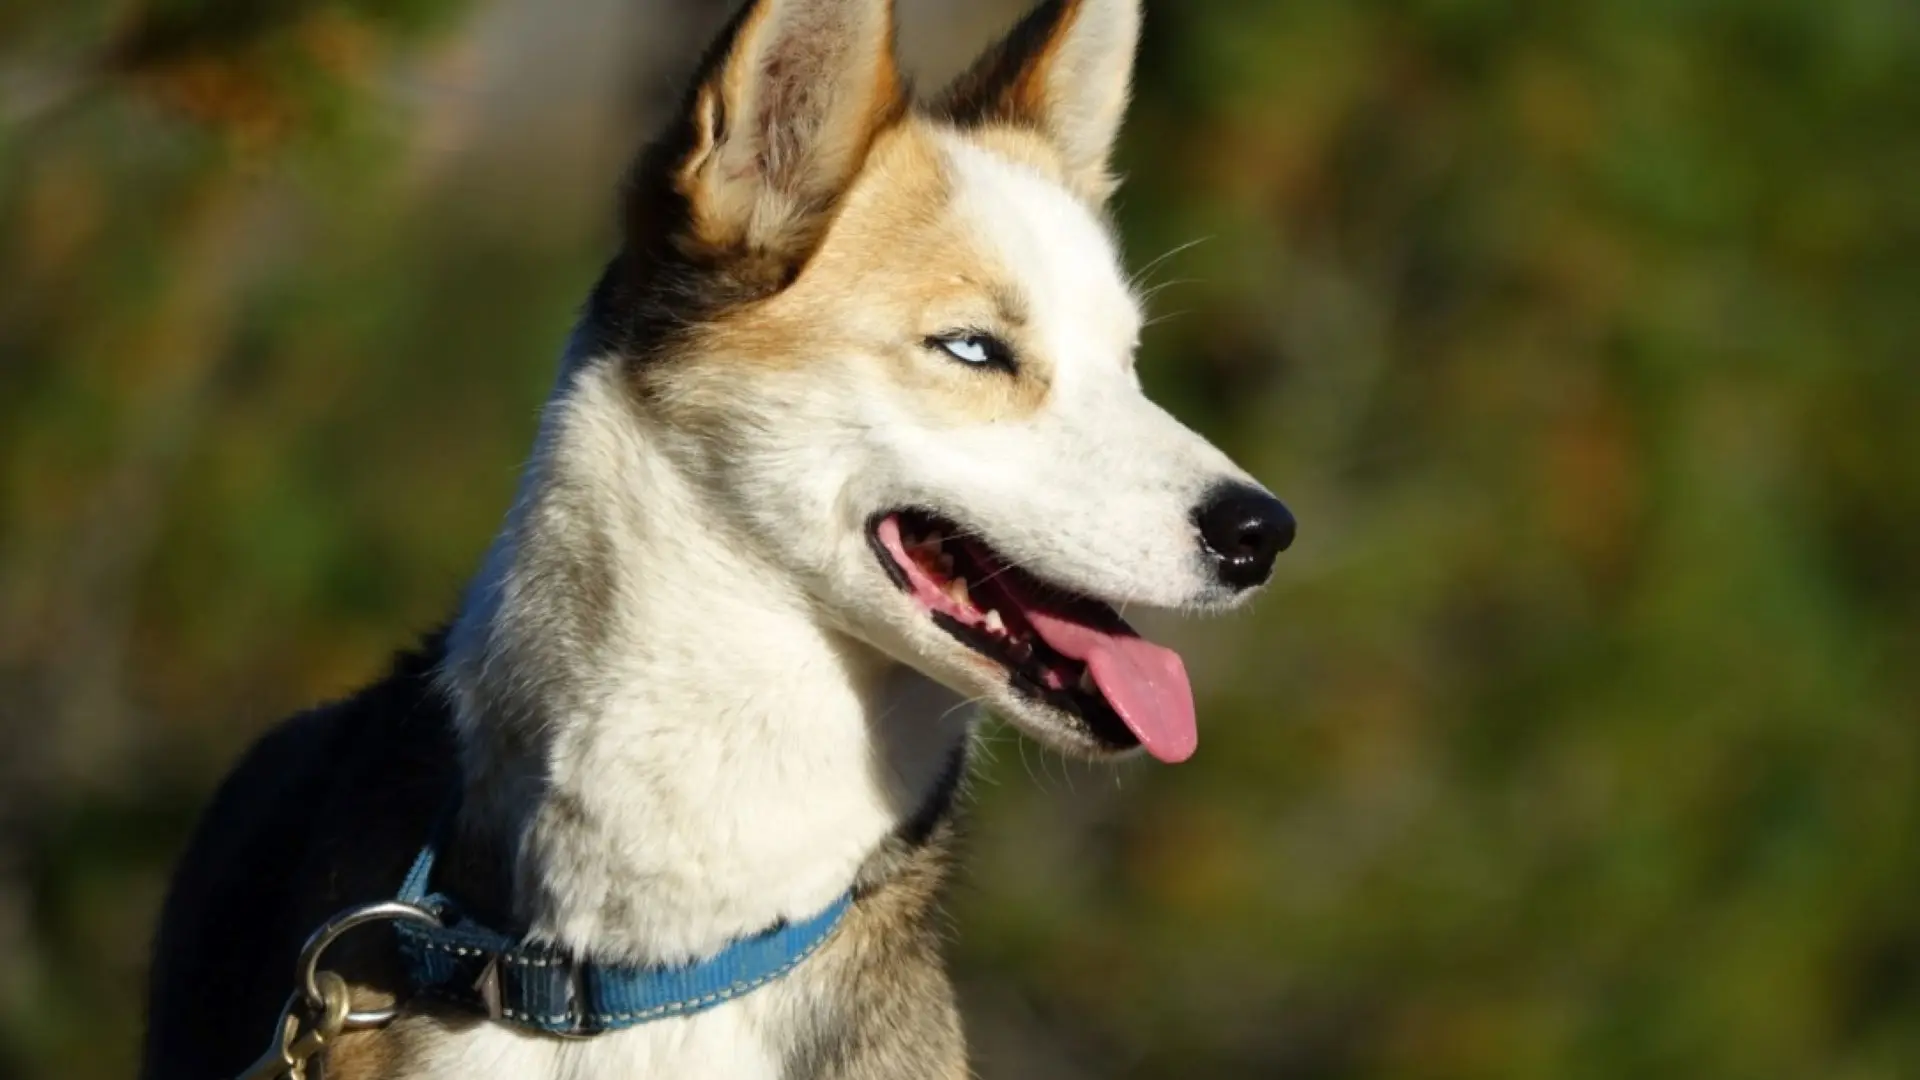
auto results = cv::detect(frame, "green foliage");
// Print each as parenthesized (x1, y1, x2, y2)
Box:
(1, 1, 1916, 1078)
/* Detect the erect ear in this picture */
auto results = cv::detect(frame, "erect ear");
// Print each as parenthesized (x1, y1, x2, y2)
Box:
(936, 0, 1141, 206)
(642, 0, 904, 282)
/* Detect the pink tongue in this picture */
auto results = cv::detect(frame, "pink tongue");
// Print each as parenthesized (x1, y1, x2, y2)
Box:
(1023, 610, 1198, 764)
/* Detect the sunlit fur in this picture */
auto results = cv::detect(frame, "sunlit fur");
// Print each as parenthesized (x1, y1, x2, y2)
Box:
(420, 0, 1276, 1075)
(153, 1, 1281, 1077)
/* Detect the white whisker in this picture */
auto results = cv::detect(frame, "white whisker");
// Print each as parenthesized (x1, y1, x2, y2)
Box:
(1139, 277, 1200, 304)
(1128, 236, 1212, 292)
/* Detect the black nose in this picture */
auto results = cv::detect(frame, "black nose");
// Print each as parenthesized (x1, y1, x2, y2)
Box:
(1195, 483, 1296, 590)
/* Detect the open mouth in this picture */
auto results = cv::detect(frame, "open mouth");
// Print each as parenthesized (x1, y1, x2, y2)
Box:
(868, 510, 1197, 764)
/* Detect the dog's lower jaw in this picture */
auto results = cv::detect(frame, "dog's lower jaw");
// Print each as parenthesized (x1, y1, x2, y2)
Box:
(440, 355, 973, 967)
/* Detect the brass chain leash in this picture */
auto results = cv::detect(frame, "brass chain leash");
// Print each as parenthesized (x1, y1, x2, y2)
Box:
(231, 901, 444, 1080)
(236, 972, 350, 1080)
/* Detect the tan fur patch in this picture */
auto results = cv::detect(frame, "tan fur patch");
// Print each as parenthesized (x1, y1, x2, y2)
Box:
(322, 1026, 406, 1080)
(661, 120, 1058, 426)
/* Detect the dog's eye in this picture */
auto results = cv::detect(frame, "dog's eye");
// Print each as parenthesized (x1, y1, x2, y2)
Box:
(928, 333, 1016, 374)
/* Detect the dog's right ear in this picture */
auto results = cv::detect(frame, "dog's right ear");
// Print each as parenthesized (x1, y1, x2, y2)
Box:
(936, 0, 1140, 207)
(628, 0, 904, 293)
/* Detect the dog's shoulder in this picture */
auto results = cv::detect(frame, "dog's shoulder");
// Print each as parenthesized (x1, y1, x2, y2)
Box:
(144, 632, 975, 1080)
(142, 636, 456, 1080)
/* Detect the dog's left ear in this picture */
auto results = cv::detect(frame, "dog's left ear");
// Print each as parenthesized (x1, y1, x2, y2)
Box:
(638, 0, 905, 286)
(936, 0, 1141, 206)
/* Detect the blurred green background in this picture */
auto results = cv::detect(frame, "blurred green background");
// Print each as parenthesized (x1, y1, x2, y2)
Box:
(3, 0, 1918, 1077)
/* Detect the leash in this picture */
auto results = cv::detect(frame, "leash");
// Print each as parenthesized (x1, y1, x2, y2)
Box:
(236, 902, 443, 1080)
(234, 815, 853, 1077)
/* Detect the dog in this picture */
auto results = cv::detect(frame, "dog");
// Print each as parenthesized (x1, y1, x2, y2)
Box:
(141, 0, 1294, 1076)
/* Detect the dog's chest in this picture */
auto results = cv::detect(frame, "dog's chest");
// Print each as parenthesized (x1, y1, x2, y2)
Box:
(390, 994, 789, 1080)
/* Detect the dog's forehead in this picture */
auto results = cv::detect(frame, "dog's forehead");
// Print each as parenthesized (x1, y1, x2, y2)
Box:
(934, 129, 1142, 357)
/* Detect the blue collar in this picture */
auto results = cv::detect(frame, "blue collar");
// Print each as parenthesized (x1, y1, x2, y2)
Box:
(392, 834, 852, 1037)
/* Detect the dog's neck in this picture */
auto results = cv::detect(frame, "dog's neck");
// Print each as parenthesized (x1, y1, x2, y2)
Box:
(441, 351, 971, 965)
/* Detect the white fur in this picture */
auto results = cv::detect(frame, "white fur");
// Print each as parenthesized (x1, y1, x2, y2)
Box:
(422, 137, 1271, 1077)
(431, 350, 967, 1077)
(878, 133, 1257, 610)
(423, 126, 1272, 1077)
(775, 132, 1269, 759)
(401, 1002, 783, 1080)
(447, 353, 966, 960)
(414, 0, 1288, 1070)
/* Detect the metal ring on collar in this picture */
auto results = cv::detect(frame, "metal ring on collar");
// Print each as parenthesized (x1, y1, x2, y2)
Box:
(297, 900, 445, 1031)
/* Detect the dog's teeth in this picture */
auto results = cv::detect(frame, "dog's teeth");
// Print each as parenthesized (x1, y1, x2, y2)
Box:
(1008, 639, 1033, 663)
(983, 609, 1005, 634)
(1078, 669, 1097, 694)
(946, 578, 971, 608)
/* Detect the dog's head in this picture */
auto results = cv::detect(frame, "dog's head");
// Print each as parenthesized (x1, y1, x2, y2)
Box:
(589, 0, 1293, 764)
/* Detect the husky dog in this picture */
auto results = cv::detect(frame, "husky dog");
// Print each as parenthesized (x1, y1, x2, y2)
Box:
(142, 0, 1294, 1077)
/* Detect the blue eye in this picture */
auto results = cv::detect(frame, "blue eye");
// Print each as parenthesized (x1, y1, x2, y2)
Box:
(943, 338, 991, 364)
(928, 333, 1016, 373)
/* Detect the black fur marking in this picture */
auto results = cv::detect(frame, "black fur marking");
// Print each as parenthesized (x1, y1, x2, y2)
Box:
(142, 635, 460, 1080)
(882, 739, 969, 877)
(934, 0, 1077, 130)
